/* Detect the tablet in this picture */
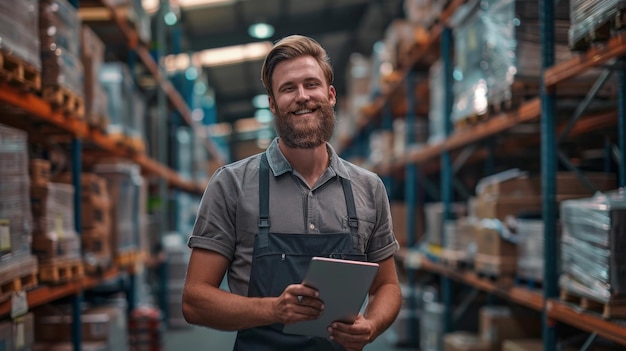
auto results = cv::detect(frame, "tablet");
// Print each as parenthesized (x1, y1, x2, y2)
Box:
(283, 256, 379, 338)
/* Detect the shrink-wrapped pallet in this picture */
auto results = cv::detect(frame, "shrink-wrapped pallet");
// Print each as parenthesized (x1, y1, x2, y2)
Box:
(39, 0, 84, 97)
(450, 0, 577, 124)
(0, 0, 40, 70)
(569, 0, 626, 49)
(559, 189, 626, 303)
(0, 124, 33, 261)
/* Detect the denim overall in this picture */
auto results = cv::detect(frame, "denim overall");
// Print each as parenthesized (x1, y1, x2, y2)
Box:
(233, 153, 366, 351)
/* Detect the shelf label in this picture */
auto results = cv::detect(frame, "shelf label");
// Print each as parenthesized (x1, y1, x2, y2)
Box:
(0, 219, 10, 252)
(11, 291, 28, 319)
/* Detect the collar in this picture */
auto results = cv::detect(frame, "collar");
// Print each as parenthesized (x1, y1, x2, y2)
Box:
(264, 137, 351, 180)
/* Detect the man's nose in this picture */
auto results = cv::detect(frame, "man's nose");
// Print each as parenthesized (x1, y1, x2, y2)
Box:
(295, 85, 310, 102)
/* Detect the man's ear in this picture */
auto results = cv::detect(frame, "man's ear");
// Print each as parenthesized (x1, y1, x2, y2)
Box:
(329, 85, 337, 107)
(268, 95, 276, 114)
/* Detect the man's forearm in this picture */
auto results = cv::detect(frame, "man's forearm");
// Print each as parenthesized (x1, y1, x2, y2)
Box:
(183, 282, 277, 330)
(363, 282, 402, 339)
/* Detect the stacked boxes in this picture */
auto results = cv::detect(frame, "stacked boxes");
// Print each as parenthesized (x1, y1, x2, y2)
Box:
(99, 62, 134, 140)
(0, 0, 41, 70)
(80, 25, 109, 129)
(56, 172, 112, 271)
(569, 0, 626, 49)
(30, 182, 81, 263)
(93, 162, 142, 260)
(34, 304, 129, 349)
(560, 190, 626, 304)
(39, 0, 84, 97)
(0, 124, 34, 261)
(0, 313, 35, 351)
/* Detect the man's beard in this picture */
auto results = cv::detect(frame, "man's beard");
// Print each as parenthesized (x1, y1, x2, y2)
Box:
(274, 102, 335, 149)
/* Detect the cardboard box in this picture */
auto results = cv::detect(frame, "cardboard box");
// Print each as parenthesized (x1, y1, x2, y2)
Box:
(391, 201, 425, 247)
(31, 234, 81, 262)
(479, 306, 541, 351)
(502, 339, 543, 351)
(30, 159, 51, 187)
(474, 226, 516, 257)
(444, 332, 491, 351)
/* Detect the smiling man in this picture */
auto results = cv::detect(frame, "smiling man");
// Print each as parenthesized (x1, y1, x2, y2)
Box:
(182, 35, 402, 351)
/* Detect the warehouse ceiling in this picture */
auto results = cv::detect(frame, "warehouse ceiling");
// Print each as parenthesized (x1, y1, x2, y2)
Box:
(177, 0, 406, 125)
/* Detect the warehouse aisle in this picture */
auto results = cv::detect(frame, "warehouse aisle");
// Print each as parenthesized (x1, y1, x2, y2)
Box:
(164, 323, 414, 351)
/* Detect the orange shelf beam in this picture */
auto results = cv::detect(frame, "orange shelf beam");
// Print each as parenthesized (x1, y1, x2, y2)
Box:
(0, 268, 120, 319)
(0, 86, 204, 194)
(545, 31, 626, 88)
(98, 0, 226, 166)
(547, 300, 626, 346)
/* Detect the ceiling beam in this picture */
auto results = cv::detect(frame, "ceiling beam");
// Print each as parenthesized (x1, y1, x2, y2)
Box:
(182, 3, 369, 52)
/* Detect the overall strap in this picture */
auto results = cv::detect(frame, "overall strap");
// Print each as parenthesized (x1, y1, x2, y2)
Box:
(340, 177, 358, 236)
(258, 153, 270, 247)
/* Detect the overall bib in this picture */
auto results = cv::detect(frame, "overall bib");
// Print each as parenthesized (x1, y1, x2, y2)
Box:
(233, 153, 367, 351)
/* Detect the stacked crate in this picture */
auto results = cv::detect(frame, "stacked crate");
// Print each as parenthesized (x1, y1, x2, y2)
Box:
(80, 24, 109, 131)
(93, 161, 142, 269)
(449, 0, 583, 126)
(30, 181, 83, 283)
(39, 0, 84, 117)
(559, 190, 626, 318)
(569, 0, 626, 50)
(56, 172, 112, 274)
(0, 124, 38, 301)
(472, 169, 616, 281)
(0, 0, 41, 91)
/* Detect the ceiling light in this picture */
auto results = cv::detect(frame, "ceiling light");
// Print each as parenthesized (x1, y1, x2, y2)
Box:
(248, 23, 274, 39)
(252, 94, 269, 109)
(176, 0, 241, 9)
(194, 42, 272, 67)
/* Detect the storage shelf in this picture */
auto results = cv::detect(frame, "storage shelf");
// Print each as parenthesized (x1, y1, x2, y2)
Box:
(547, 300, 626, 346)
(0, 267, 120, 319)
(545, 31, 626, 88)
(0, 84, 205, 194)
(400, 248, 544, 311)
(400, 248, 626, 347)
(91, 0, 227, 166)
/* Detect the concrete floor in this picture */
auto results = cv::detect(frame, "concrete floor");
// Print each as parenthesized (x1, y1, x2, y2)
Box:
(163, 323, 416, 351)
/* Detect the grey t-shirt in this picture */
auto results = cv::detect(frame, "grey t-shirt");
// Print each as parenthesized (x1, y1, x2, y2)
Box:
(187, 138, 399, 296)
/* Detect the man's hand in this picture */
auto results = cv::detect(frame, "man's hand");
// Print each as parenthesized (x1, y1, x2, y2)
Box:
(327, 314, 374, 351)
(274, 284, 325, 325)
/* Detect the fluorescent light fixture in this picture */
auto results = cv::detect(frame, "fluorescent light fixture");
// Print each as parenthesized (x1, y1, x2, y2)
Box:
(176, 0, 241, 9)
(248, 23, 274, 39)
(164, 42, 271, 73)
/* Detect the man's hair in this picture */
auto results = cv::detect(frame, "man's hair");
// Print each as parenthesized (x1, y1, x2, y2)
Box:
(261, 35, 334, 97)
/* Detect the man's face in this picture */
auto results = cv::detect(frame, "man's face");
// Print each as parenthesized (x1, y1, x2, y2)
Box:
(268, 56, 336, 149)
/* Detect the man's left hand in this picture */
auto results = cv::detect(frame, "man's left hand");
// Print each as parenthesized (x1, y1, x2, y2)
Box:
(327, 314, 374, 351)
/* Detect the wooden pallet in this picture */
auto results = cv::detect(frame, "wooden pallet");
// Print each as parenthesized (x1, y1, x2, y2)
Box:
(0, 256, 39, 302)
(0, 51, 41, 92)
(439, 249, 473, 270)
(41, 85, 85, 118)
(570, 8, 626, 51)
(39, 258, 84, 284)
(560, 290, 626, 319)
(474, 254, 516, 287)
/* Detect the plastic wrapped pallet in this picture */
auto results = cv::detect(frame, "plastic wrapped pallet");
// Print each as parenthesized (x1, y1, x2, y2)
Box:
(0, 124, 34, 261)
(569, 0, 626, 49)
(39, 0, 84, 97)
(30, 182, 81, 263)
(428, 59, 446, 144)
(450, 0, 573, 124)
(0, 0, 41, 71)
(93, 161, 142, 257)
(514, 218, 544, 282)
(559, 189, 626, 303)
(80, 25, 108, 129)
(99, 62, 135, 138)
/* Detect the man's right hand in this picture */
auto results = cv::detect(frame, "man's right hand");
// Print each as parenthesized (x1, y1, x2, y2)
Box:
(275, 284, 324, 324)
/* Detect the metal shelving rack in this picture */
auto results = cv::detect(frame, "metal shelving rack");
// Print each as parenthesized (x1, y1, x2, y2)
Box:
(0, 1, 219, 350)
(337, 1, 626, 350)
